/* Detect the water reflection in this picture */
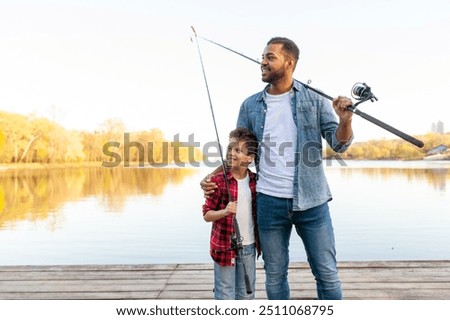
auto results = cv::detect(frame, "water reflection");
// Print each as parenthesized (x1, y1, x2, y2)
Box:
(0, 161, 449, 264)
(1, 165, 448, 230)
(0, 167, 196, 229)
(339, 167, 449, 191)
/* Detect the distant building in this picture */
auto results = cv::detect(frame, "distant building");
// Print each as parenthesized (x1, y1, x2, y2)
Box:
(431, 121, 445, 134)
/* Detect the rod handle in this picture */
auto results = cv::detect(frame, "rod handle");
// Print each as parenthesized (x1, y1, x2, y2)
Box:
(348, 107, 424, 148)
(244, 274, 253, 294)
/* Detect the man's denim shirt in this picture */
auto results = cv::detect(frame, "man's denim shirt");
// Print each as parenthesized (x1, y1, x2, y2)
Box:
(237, 80, 353, 211)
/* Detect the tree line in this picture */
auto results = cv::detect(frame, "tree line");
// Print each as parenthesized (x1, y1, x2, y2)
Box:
(326, 132, 450, 160)
(1, 110, 448, 164)
(0, 111, 202, 165)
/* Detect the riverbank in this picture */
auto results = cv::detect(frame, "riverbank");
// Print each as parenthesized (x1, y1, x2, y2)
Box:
(326, 132, 450, 161)
(0, 161, 202, 171)
(0, 162, 103, 171)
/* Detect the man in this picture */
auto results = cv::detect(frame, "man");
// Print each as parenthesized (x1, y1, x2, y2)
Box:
(202, 37, 353, 300)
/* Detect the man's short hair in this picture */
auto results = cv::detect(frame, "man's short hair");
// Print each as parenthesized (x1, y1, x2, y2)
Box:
(267, 37, 300, 68)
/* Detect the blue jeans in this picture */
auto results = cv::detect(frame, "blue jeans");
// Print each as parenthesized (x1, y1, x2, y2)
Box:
(213, 244, 256, 300)
(257, 193, 342, 300)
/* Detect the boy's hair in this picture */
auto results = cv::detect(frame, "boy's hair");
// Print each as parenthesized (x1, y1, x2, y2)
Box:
(229, 127, 258, 157)
(267, 37, 300, 69)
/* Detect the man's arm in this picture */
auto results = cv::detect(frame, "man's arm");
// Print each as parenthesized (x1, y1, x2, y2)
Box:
(336, 118, 353, 144)
(333, 96, 354, 144)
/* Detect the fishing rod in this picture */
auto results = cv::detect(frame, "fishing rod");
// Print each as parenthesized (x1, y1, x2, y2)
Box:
(195, 32, 424, 149)
(191, 26, 253, 295)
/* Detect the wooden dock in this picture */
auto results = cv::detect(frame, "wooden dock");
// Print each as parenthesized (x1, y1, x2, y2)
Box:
(1, 260, 449, 300)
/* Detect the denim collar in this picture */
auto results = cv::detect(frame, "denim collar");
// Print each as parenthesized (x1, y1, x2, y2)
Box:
(257, 80, 301, 102)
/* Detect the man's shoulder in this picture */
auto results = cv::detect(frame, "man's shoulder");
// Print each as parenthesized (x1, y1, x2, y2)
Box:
(242, 88, 265, 105)
(294, 80, 328, 103)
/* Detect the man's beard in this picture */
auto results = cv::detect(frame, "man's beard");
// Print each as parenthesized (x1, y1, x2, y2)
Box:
(261, 67, 286, 83)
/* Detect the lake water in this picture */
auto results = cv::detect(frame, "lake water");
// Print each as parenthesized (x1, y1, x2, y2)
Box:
(0, 160, 449, 265)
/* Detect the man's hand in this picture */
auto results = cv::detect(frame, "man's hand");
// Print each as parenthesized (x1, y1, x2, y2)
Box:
(200, 174, 218, 198)
(332, 96, 353, 123)
(333, 96, 354, 144)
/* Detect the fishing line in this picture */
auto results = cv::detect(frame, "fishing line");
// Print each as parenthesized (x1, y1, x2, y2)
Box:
(190, 28, 230, 199)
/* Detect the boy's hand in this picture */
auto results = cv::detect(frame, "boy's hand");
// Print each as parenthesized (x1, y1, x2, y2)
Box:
(200, 174, 218, 198)
(225, 201, 237, 216)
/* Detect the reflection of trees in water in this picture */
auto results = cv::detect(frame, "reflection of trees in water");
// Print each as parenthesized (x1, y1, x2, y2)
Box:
(340, 167, 449, 192)
(0, 167, 196, 228)
(422, 169, 448, 192)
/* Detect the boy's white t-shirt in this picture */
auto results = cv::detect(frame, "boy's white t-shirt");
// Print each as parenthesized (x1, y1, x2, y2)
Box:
(236, 174, 255, 245)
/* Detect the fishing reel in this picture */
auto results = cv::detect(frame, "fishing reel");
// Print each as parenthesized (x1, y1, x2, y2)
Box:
(230, 232, 243, 251)
(351, 82, 378, 107)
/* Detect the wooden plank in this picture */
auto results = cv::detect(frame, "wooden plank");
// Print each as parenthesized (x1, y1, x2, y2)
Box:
(0, 264, 178, 272)
(0, 271, 175, 281)
(3, 280, 448, 295)
(0, 280, 168, 292)
(0, 291, 161, 300)
(336, 260, 450, 268)
(0, 260, 448, 272)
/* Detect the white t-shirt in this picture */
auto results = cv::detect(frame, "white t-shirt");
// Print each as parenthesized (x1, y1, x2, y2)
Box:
(236, 174, 255, 245)
(256, 91, 297, 198)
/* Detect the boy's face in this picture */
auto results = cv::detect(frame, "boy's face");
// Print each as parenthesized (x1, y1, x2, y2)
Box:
(226, 137, 255, 168)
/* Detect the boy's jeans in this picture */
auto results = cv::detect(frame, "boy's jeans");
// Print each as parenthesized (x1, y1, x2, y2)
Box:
(213, 244, 256, 300)
(257, 193, 342, 300)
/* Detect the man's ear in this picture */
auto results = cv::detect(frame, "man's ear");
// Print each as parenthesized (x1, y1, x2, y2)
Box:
(288, 58, 295, 70)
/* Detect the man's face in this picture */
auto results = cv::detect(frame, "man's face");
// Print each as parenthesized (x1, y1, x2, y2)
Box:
(261, 43, 290, 83)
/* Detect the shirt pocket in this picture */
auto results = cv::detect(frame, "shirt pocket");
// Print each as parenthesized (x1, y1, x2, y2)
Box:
(297, 100, 319, 131)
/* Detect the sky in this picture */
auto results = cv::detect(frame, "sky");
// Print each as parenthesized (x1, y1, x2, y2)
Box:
(0, 0, 449, 147)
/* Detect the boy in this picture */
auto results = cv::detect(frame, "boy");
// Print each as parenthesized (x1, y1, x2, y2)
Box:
(202, 127, 260, 300)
